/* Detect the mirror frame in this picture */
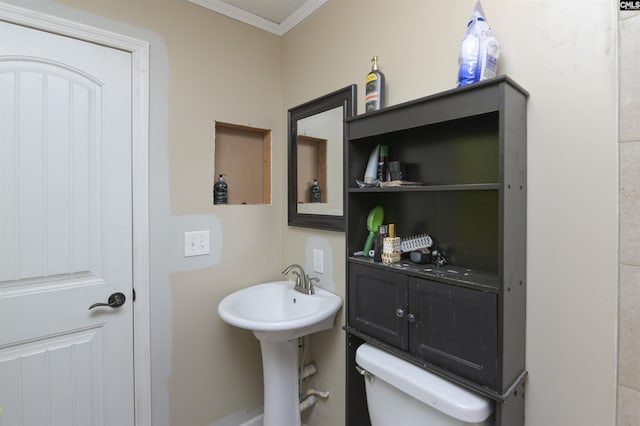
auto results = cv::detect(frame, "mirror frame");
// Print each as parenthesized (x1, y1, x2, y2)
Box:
(287, 84, 356, 231)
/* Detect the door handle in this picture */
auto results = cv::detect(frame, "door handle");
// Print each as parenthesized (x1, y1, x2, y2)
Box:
(88, 292, 126, 310)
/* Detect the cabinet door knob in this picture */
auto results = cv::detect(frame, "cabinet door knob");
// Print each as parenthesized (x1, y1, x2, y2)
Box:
(407, 313, 416, 323)
(395, 308, 404, 318)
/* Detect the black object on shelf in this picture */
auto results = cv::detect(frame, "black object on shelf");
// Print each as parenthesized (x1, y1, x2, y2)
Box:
(213, 174, 228, 205)
(310, 179, 321, 203)
(388, 160, 406, 181)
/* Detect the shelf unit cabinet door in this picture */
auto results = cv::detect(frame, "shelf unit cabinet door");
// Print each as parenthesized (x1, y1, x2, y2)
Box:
(408, 277, 498, 388)
(348, 263, 408, 350)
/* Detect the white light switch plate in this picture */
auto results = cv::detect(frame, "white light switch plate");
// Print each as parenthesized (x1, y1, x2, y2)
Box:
(313, 249, 324, 273)
(184, 230, 210, 257)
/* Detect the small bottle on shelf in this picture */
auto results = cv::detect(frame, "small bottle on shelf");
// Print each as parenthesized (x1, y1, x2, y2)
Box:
(382, 223, 401, 264)
(213, 174, 228, 204)
(377, 145, 390, 182)
(374, 224, 388, 262)
(310, 179, 321, 203)
(365, 56, 385, 112)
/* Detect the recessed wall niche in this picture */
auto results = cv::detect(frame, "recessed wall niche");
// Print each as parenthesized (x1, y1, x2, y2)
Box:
(214, 121, 271, 205)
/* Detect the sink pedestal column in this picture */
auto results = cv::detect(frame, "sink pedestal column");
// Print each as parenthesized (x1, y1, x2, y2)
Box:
(259, 339, 301, 426)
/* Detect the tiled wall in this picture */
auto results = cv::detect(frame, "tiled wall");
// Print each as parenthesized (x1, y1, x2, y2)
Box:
(618, 10, 640, 426)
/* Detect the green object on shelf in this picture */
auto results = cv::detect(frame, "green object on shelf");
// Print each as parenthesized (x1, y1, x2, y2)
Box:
(363, 206, 384, 257)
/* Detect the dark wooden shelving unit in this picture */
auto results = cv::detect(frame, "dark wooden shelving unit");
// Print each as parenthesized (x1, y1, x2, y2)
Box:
(344, 76, 528, 426)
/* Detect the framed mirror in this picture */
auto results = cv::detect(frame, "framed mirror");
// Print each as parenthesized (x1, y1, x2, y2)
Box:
(288, 85, 356, 231)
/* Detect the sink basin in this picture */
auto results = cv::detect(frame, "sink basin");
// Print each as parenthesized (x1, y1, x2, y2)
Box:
(218, 279, 343, 426)
(218, 280, 343, 343)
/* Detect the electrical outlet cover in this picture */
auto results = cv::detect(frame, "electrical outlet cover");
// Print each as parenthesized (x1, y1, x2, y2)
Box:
(184, 230, 210, 257)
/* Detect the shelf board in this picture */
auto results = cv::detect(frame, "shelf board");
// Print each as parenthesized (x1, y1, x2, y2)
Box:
(348, 183, 499, 193)
(345, 75, 529, 141)
(348, 257, 499, 292)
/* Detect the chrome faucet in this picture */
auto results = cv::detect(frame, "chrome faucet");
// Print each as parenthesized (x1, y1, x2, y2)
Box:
(281, 264, 317, 295)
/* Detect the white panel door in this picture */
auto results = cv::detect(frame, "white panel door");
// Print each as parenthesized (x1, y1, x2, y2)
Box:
(0, 20, 134, 425)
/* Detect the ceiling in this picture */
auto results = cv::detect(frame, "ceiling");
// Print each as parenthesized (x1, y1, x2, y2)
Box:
(187, 0, 329, 36)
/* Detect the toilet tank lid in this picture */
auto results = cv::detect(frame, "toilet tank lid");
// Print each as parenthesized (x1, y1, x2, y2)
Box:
(355, 343, 493, 423)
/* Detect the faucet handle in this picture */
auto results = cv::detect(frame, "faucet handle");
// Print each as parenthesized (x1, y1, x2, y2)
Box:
(306, 276, 319, 294)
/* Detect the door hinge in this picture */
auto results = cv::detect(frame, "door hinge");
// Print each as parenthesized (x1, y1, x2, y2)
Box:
(132, 288, 136, 302)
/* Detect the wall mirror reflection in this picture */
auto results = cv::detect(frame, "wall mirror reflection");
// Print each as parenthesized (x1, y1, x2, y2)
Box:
(287, 85, 356, 231)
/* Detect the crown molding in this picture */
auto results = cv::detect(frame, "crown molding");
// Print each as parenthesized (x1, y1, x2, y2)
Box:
(187, 0, 328, 36)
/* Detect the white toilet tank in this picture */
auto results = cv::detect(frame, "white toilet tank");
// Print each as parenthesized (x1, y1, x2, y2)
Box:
(356, 343, 493, 426)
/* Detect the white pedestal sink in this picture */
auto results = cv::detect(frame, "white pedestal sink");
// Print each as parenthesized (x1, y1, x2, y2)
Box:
(218, 280, 342, 426)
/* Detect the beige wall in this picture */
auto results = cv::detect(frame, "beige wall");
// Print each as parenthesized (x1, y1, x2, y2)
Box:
(282, 1, 618, 426)
(618, 9, 640, 425)
(4, 0, 619, 425)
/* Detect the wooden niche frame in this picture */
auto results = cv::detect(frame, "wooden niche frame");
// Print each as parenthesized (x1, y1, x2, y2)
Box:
(214, 121, 271, 205)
